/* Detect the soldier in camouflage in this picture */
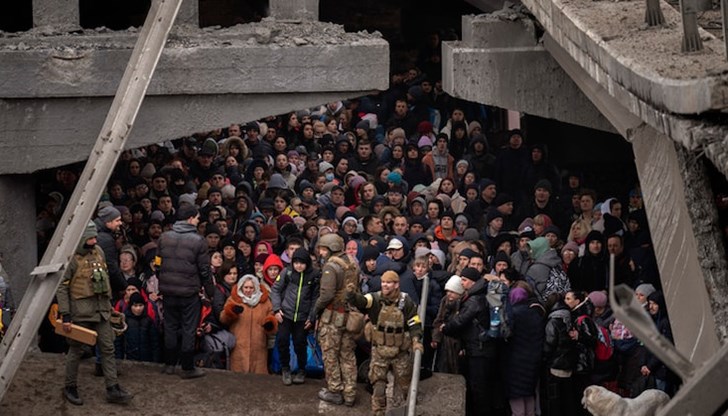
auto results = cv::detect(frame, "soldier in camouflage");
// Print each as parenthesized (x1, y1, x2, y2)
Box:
(348, 270, 423, 416)
(314, 233, 360, 406)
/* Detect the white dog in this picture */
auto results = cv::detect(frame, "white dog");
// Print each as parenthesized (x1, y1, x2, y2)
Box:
(582, 385, 670, 416)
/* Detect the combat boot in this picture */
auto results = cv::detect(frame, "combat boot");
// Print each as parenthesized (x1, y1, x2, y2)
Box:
(282, 368, 292, 386)
(318, 388, 344, 405)
(106, 384, 133, 404)
(63, 385, 83, 406)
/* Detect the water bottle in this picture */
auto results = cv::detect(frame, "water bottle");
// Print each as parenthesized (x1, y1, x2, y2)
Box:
(487, 306, 501, 338)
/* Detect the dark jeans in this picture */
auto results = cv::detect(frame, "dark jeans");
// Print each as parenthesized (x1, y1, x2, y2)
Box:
(545, 373, 578, 416)
(277, 318, 307, 373)
(163, 295, 200, 370)
(465, 355, 497, 416)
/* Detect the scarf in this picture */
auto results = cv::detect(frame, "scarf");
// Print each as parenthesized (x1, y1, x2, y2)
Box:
(237, 275, 262, 307)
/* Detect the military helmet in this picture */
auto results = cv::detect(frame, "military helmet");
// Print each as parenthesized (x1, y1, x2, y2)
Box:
(318, 233, 344, 253)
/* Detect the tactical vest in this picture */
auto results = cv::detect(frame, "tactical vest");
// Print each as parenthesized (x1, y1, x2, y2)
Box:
(327, 255, 360, 307)
(372, 292, 408, 358)
(70, 247, 111, 300)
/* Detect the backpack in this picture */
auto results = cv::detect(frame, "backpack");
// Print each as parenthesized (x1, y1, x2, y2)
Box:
(484, 280, 511, 340)
(577, 315, 613, 361)
(195, 330, 236, 370)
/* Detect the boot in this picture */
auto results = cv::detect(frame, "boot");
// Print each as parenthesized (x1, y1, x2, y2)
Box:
(180, 367, 205, 379)
(292, 370, 305, 385)
(106, 384, 133, 404)
(282, 368, 292, 386)
(63, 385, 83, 406)
(93, 363, 103, 377)
(318, 388, 344, 405)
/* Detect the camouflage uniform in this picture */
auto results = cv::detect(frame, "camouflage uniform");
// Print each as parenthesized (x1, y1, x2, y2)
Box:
(350, 272, 423, 416)
(315, 251, 360, 405)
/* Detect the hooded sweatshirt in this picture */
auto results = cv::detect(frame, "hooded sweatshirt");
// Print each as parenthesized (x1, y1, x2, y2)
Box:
(270, 248, 320, 323)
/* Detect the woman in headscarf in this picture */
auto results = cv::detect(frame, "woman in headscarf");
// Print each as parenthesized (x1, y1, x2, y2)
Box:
(220, 274, 278, 374)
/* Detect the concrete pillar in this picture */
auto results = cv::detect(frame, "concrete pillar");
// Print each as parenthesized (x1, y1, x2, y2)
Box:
(0, 176, 37, 305)
(32, 0, 79, 28)
(269, 0, 318, 20)
(629, 125, 722, 364)
(176, 0, 198, 27)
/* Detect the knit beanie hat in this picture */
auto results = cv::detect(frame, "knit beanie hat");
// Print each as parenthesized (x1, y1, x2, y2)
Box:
(129, 292, 145, 306)
(417, 136, 433, 149)
(561, 241, 579, 256)
(82, 221, 98, 241)
(260, 224, 278, 242)
(460, 267, 481, 282)
(386, 171, 403, 185)
(494, 250, 511, 267)
(205, 223, 221, 237)
(445, 275, 465, 295)
(98, 206, 121, 223)
(462, 228, 480, 242)
(588, 291, 608, 308)
(635, 283, 656, 298)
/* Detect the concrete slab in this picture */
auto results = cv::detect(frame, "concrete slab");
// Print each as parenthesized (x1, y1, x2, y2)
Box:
(0, 20, 389, 98)
(520, 0, 728, 115)
(0, 91, 375, 174)
(630, 127, 722, 363)
(442, 40, 616, 133)
(269, 0, 319, 21)
(0, 352, 466, 416)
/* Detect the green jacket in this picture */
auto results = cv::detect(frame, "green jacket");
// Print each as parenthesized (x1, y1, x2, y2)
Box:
(57, 245, 113, 323)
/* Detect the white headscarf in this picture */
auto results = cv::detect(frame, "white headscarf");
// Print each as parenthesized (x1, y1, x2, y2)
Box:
(237, 274, 262, 307)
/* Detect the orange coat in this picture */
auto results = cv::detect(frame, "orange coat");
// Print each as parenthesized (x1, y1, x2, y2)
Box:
(220, 284, 278, 374)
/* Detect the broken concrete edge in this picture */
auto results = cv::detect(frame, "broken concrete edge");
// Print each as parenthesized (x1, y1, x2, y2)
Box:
(520, 0, 728, 114)
(0, 90, 383, 175)
(629, 127, 722, 363)
(441, 41, 616, 133)
(461, 12, 539, 48)
(537, 28, 728, 183)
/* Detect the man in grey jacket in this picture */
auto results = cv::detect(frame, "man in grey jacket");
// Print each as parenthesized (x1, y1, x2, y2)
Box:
(157, 205, 214, 379)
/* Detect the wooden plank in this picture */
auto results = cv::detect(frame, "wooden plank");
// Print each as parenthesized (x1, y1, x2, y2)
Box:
(0, 0, 183, 402)
(53, 320, 97, 346)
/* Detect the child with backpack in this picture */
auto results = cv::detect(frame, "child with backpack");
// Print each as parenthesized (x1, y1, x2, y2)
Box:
(270, 247, 320, 385)
(115, 292, 161, 363)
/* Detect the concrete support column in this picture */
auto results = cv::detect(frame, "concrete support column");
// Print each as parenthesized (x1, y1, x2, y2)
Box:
(176, 0, 198, 27)
(32, 0, 79, 28)
(0, 176, 37, 305)
(269, 0, 318, 20)
(629, 125, 722, 364)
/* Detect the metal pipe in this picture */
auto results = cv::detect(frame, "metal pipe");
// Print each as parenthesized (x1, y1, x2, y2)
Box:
(407, 274, 429, 416)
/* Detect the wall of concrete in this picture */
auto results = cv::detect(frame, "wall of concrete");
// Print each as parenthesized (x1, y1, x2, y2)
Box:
(0, 91, 375, 173)
(0, 177, 37, 304)
(442, 14, 615, 133)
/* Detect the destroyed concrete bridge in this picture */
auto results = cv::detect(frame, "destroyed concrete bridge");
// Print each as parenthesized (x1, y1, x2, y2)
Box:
(1, 0, 728, 413)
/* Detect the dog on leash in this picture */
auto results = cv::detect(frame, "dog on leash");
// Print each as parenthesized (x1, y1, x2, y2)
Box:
(582, 385, 670, 416)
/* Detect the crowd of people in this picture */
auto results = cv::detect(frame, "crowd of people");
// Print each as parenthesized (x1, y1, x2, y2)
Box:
(34, 62, 676, 415)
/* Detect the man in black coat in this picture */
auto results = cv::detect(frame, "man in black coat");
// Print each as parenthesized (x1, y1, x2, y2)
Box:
(93, 206, 129, 298)
(441, 267, 498, 416)
(157, 205, 214, 379)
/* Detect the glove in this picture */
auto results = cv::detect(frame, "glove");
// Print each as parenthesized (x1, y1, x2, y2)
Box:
(62, 314, 72, 324)
(233, 305, 244, 315)
(263, 320, 275, 331)
(345, 291, 357, 304)
(412, 339, 424, 353)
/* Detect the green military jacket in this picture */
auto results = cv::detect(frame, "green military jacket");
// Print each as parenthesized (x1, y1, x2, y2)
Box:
(57, 245, 113, 323)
